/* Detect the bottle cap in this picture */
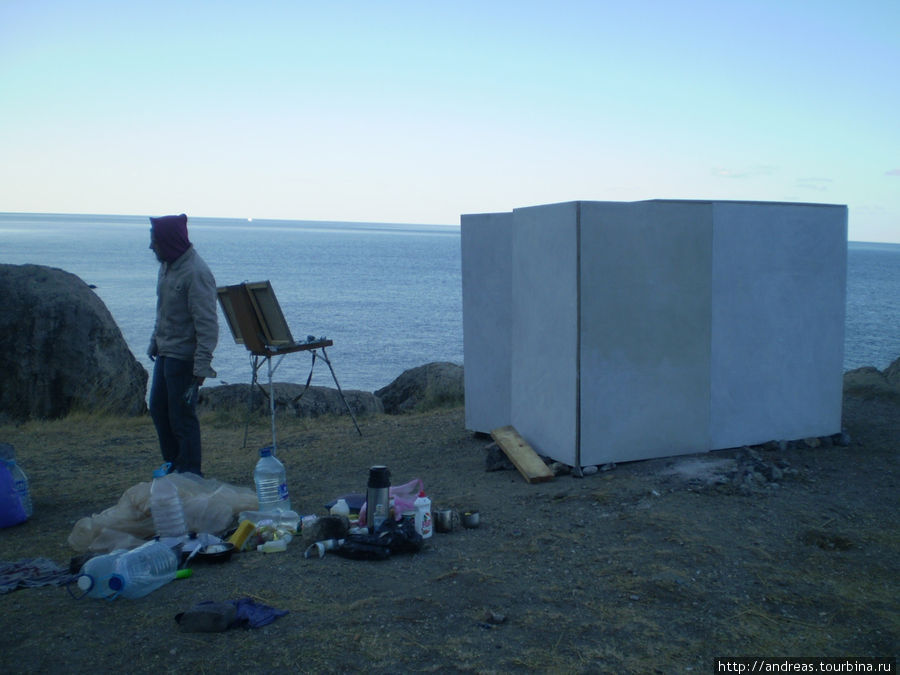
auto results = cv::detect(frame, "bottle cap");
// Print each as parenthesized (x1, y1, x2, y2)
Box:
(259, 446, 273, 457)
(153, 462, 173, 478)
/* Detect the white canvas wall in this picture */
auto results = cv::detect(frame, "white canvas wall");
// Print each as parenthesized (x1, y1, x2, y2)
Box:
(460, 212, 513, 433)
(578, 200, 714, 464)
(460, 199, 847, 468)
(707, 201, 847, 448)
(509, 202, 580, 466)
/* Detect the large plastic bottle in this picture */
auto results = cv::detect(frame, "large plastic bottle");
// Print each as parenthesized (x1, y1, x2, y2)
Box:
(5, 459, 33, 518)
(150, 463, 186, 540)
(414, 490, 432, 539)
(108, 540, 180, 599)
(76, 549, 128, 599)
(254, 446, 291, 512)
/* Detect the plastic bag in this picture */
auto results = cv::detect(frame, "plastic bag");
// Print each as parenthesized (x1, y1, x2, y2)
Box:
(0, 463, 27, 529)
(68, 474, 258, 553)
(336, 516, 423, 560)
(358, 477, 424, 527)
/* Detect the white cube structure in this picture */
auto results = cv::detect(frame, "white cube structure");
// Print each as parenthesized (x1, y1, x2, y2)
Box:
(461, 200, 847, 468)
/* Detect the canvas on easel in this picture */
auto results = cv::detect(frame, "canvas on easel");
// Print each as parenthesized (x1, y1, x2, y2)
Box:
(215, 280, 362, 446)
(245, 281, 294, 346)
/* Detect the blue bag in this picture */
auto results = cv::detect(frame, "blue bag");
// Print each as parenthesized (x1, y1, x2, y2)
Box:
(0, 463, 27, 528)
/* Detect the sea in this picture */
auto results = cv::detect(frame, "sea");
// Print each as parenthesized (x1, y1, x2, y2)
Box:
(1, 213, 898, 392)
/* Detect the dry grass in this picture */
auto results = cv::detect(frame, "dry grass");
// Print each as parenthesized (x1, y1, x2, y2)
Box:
(0, 396, 898, 673)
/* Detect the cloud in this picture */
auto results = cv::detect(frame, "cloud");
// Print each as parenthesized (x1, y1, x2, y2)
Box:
(796, 177, 833, 192)
(886, 169, 900, 176)
(711, 165, 776, 179)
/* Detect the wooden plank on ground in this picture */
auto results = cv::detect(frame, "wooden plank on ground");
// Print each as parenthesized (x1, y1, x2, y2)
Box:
(490, 425, 555, 484)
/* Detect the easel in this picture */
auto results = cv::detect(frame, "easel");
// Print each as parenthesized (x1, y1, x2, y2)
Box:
(216, 281, 361, 453)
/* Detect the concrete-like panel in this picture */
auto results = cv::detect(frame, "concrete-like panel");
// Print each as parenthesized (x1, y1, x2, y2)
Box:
(709, 202, 847, 446)
(579, 200, 714, 465)
(461, 212, 514, 433)
(510, 202, 579, 465)
(460, 198, 848, 469)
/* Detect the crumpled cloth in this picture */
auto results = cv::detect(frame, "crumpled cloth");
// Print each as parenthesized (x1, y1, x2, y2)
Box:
(175, 597, 289, 632)
(231, 596, 289, 628)
(0, 558, 75, 594)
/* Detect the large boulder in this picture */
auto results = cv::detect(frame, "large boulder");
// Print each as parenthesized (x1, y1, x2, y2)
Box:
(884, 356, 900, 389)
(375, 361, 464, 414)
(843, 358, 900, 401)
(0, 264, 148, 422)
(199, 383, 382, 418)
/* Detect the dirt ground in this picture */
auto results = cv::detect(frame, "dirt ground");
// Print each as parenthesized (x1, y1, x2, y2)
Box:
(0, 389, 897, 673)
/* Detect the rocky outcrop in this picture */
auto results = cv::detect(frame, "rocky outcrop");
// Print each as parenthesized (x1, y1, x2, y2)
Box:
(199, 361, 465, 418)
(843, 356, 900, 400)
(0, 264, 148, 422)
(199, 383, 382, 418)
(375, 361, 464, 414)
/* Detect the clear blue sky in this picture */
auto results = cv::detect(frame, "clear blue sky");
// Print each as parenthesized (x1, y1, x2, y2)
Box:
(2, 1, 898, 242)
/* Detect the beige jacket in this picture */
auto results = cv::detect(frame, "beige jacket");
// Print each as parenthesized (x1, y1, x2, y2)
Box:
(148, 246, 218, 378)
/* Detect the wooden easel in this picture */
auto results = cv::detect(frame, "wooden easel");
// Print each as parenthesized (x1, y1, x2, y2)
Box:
(217, 281, 361, 452)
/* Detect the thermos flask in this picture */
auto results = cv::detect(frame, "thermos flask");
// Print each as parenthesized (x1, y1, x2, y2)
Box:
(366, 465, 391, 533)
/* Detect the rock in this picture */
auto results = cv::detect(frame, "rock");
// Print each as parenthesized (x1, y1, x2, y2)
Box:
(0, 264, 148, 422)
(375, 362, 464, 414)
(550, 461, 572, 476)
(833, 430, 851, 447)
(884, 356, 900, 388)
(484, 442, 514, 472)
(843, 365, 900, 400)
(199, 383, 382, 418)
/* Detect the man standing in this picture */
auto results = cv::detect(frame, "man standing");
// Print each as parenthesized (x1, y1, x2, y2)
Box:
(147, 214, 218, 476)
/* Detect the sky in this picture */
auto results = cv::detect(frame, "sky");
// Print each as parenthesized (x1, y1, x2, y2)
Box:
(1, 1, 898, 242)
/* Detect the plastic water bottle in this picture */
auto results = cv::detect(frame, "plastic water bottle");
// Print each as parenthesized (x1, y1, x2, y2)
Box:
(108, 540, 180, 599)
(414, 490, 432, 539)
(150, 463, 186, 540)
(6, 459, 33, 518)
(254, 447, 290, 512)
(76, 549, 128, 599)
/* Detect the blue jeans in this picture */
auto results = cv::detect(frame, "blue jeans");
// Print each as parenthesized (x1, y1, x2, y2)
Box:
(149, 356, 203, 476)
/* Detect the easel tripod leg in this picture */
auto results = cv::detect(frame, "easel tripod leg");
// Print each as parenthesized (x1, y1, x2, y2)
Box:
(321, 347, 362, 436)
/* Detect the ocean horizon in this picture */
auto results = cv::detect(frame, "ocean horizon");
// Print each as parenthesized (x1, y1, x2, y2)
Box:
(2, 212, 898, 393)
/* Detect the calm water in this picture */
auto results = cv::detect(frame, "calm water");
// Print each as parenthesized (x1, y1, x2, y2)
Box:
(1, 213, 462, 392)
(1, 213, 898, 392)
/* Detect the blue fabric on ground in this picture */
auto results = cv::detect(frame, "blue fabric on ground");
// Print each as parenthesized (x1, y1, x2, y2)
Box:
(229, 596, 289, 628)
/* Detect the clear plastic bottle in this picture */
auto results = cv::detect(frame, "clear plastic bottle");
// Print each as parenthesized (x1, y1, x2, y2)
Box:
(108, 540, 180, 599)
(150, 463, 186, 540)
(5, 459, 33, 518)
(254, 447, 290, 512)
(76, 549, 128, 599)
